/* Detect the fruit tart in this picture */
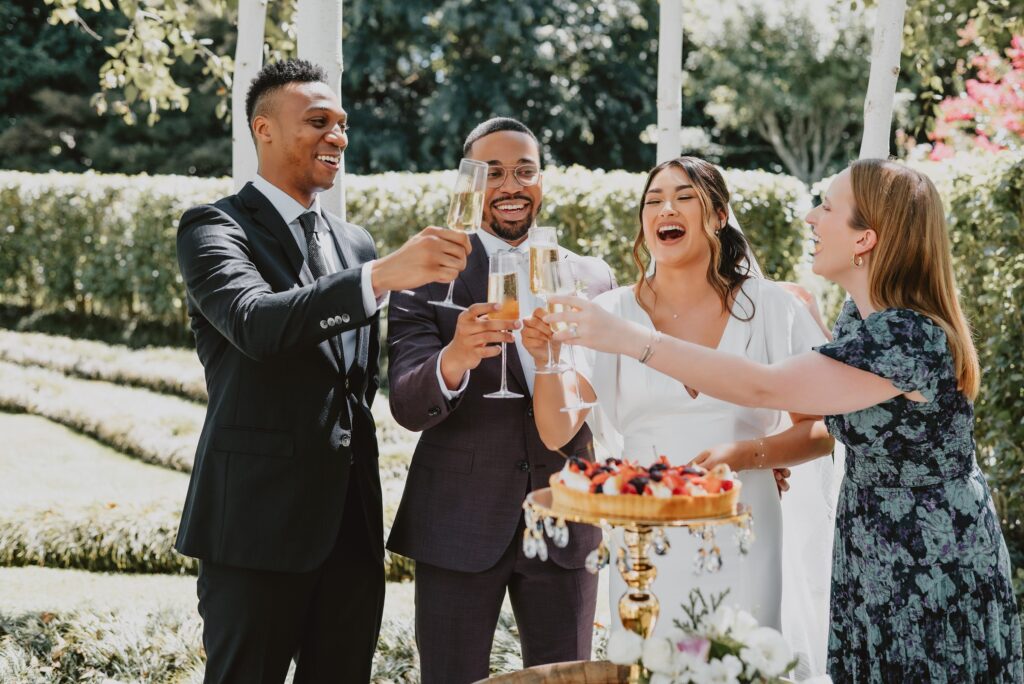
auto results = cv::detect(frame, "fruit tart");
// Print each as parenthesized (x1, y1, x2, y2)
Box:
(549, 455, 741, 520)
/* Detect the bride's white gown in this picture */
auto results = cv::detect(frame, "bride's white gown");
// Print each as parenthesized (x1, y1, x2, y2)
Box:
(577, 279, 840, 675)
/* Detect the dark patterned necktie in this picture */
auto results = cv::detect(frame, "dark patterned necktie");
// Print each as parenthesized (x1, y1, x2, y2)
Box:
(298, 211, 329, 278)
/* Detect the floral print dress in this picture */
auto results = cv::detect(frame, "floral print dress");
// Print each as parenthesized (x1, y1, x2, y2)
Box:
(815, 301, 1022, 683)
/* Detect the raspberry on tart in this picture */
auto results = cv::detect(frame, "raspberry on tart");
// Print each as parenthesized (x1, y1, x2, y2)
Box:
(549, 455, 741, 520)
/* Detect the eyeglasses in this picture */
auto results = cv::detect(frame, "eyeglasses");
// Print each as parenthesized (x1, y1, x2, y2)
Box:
(486, 164, 541, 188)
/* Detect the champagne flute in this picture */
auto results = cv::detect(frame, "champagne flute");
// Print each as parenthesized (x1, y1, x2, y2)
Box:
(483, 250, 524, 400)
(529, 226, 568, 374)
(429, 158, 487, 310)
(543, 260, 597, 412)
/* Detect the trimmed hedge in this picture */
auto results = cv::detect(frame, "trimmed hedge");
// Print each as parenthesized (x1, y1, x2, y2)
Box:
(0, 501, 414, 582)
(0, 167, 810, 336)
(0, 599, 552, 683)
(909, 153, 1024, 565)
(0, 330, 417, 462)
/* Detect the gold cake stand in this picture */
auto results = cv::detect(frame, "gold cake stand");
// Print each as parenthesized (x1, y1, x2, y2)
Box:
(522, 488, 753, 640)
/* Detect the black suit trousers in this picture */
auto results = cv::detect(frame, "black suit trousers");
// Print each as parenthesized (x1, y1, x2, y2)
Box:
(197, 476, 385, 684)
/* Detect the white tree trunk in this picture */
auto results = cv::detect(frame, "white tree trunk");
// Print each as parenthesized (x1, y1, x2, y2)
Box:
(859, 0, 907, 159)
(656, 0, 683, 164)
(297, 0, 346, 220)
(231, 0, 267, 192)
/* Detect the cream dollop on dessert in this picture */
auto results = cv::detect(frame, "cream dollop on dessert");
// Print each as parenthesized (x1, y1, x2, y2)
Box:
(557, 455, 736, 497)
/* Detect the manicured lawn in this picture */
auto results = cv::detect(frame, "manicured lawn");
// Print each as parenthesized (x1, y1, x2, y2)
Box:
(0, 412, 188, 512)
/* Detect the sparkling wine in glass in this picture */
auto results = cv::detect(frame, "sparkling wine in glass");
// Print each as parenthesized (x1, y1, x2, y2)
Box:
(528, 226, 567, 374)
(429, 158, 487, 310)
(543, 260, 597, 412)
(483, 250, 524, 400)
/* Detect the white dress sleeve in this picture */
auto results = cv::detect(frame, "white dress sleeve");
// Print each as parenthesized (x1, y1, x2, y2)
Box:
(575, 288, 628, 460)
(756, 280, 841, 678)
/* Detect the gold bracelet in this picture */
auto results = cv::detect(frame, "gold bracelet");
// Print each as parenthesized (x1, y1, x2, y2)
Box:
(752, 438, 768, 469)
(638, 330, 661, 365)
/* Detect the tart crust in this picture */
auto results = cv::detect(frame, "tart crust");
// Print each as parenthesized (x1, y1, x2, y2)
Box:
(549, 473, 741, 521)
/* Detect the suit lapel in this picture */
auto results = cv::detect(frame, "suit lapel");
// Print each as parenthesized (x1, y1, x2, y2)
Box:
(238, 183, 312, 287)
(238, 183, 337, 372)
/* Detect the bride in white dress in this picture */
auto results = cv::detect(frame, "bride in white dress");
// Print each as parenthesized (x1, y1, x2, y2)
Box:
(524, 157, 840, 675)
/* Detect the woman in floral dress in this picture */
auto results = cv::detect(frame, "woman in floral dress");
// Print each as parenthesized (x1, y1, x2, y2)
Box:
(539, 158, 1023, 682)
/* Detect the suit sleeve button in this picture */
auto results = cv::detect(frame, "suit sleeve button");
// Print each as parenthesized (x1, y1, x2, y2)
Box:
(320, 320, 328, 329)
(341, 313, 351, 323)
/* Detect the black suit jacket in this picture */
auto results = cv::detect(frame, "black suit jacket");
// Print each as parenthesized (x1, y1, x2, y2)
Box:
(386, 234, 615, 573)
(174, 182, 383, 573)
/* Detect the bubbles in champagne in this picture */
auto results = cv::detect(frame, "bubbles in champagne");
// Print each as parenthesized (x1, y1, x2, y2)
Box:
(548, 301, 570, 332)
(529, 244, 559, 294)
(487, 272, 520, 320)
(447, 191, 484, 232)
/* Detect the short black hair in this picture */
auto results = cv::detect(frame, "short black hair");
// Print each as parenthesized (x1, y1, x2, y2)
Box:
(463, 117, 543, 166)
(245, 59, 328, 129)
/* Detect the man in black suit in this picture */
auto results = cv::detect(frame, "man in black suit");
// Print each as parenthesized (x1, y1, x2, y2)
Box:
(386, 118, 616, 684)
(174, 59, 471, 684)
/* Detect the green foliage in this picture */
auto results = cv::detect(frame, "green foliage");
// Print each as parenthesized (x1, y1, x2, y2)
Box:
(685, 1, 871, 183)
(0, 166, 810, 343)
(0, 607, 205, 684)
(907, 152, 1024, 567)
(0, 0, 232, 177)
(895, 0, 1024, 103)
(0, 602, 539, 683)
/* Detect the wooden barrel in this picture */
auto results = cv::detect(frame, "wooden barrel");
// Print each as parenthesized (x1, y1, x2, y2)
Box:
(476, 661, 632, 683)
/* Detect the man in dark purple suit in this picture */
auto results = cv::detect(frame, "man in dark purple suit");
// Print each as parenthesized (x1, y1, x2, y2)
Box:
(386, 118, 616, 684)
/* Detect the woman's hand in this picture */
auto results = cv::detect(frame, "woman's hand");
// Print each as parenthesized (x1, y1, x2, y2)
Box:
(521, 307, 559, 365)
(692, 442, 746, 472)
(544, 295, 648, 356)
(692, 441, 792, 497)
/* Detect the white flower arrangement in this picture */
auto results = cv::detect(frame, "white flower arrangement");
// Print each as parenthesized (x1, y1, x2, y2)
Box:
(606, 589, 828, 684)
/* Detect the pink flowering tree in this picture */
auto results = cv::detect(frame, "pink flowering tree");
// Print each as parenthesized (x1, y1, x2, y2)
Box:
(929, 31, 1024, 160)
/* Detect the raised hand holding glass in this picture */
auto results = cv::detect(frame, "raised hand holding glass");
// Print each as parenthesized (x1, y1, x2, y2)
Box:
(429, 158, 487, 310)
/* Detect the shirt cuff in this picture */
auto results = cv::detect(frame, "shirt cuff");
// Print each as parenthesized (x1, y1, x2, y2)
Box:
(436, 349, 470, 400)
(360, 261, 387, 315)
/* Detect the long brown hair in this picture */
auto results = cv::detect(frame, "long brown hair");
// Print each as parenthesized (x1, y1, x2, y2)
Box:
(632, 156, 756, 319)
(849, 158, 980, 399)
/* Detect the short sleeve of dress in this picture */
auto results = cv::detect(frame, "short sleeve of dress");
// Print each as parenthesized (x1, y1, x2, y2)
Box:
(813, 307, 948, 401)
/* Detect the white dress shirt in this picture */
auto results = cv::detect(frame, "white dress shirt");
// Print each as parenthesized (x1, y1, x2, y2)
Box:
(437, 229, 541, 399)
(252, 175, 381, 371)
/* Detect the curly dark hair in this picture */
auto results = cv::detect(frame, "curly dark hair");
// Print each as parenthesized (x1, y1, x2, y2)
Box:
(633, 156, 757, 321)
(245, 59, 328, 129)
(463, 117, 543, 166)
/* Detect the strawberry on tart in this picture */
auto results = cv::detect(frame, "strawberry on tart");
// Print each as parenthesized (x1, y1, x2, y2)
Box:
(550, 455, 741, 521)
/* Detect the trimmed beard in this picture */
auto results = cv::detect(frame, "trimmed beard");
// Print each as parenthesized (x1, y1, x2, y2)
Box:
(488, 217, 532, 242)
(487, 204, 538, 242)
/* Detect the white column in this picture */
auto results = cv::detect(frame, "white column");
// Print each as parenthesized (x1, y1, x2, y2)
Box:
(656, 0, 683, 164)
(231, 0, 267, 191)
(297, 0, 346, 220)
(859, 0, 907, 159)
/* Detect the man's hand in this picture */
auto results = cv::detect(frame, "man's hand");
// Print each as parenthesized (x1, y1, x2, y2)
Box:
(521, 307, 560, 365)
(371, 226, 471, 296)
(439, 302, 519, 389)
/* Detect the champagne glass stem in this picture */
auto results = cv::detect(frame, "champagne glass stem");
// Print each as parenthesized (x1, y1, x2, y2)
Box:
(499, 342, 510, 392)
(560, 342, 596, 412)
(568, 344, 585, 407)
